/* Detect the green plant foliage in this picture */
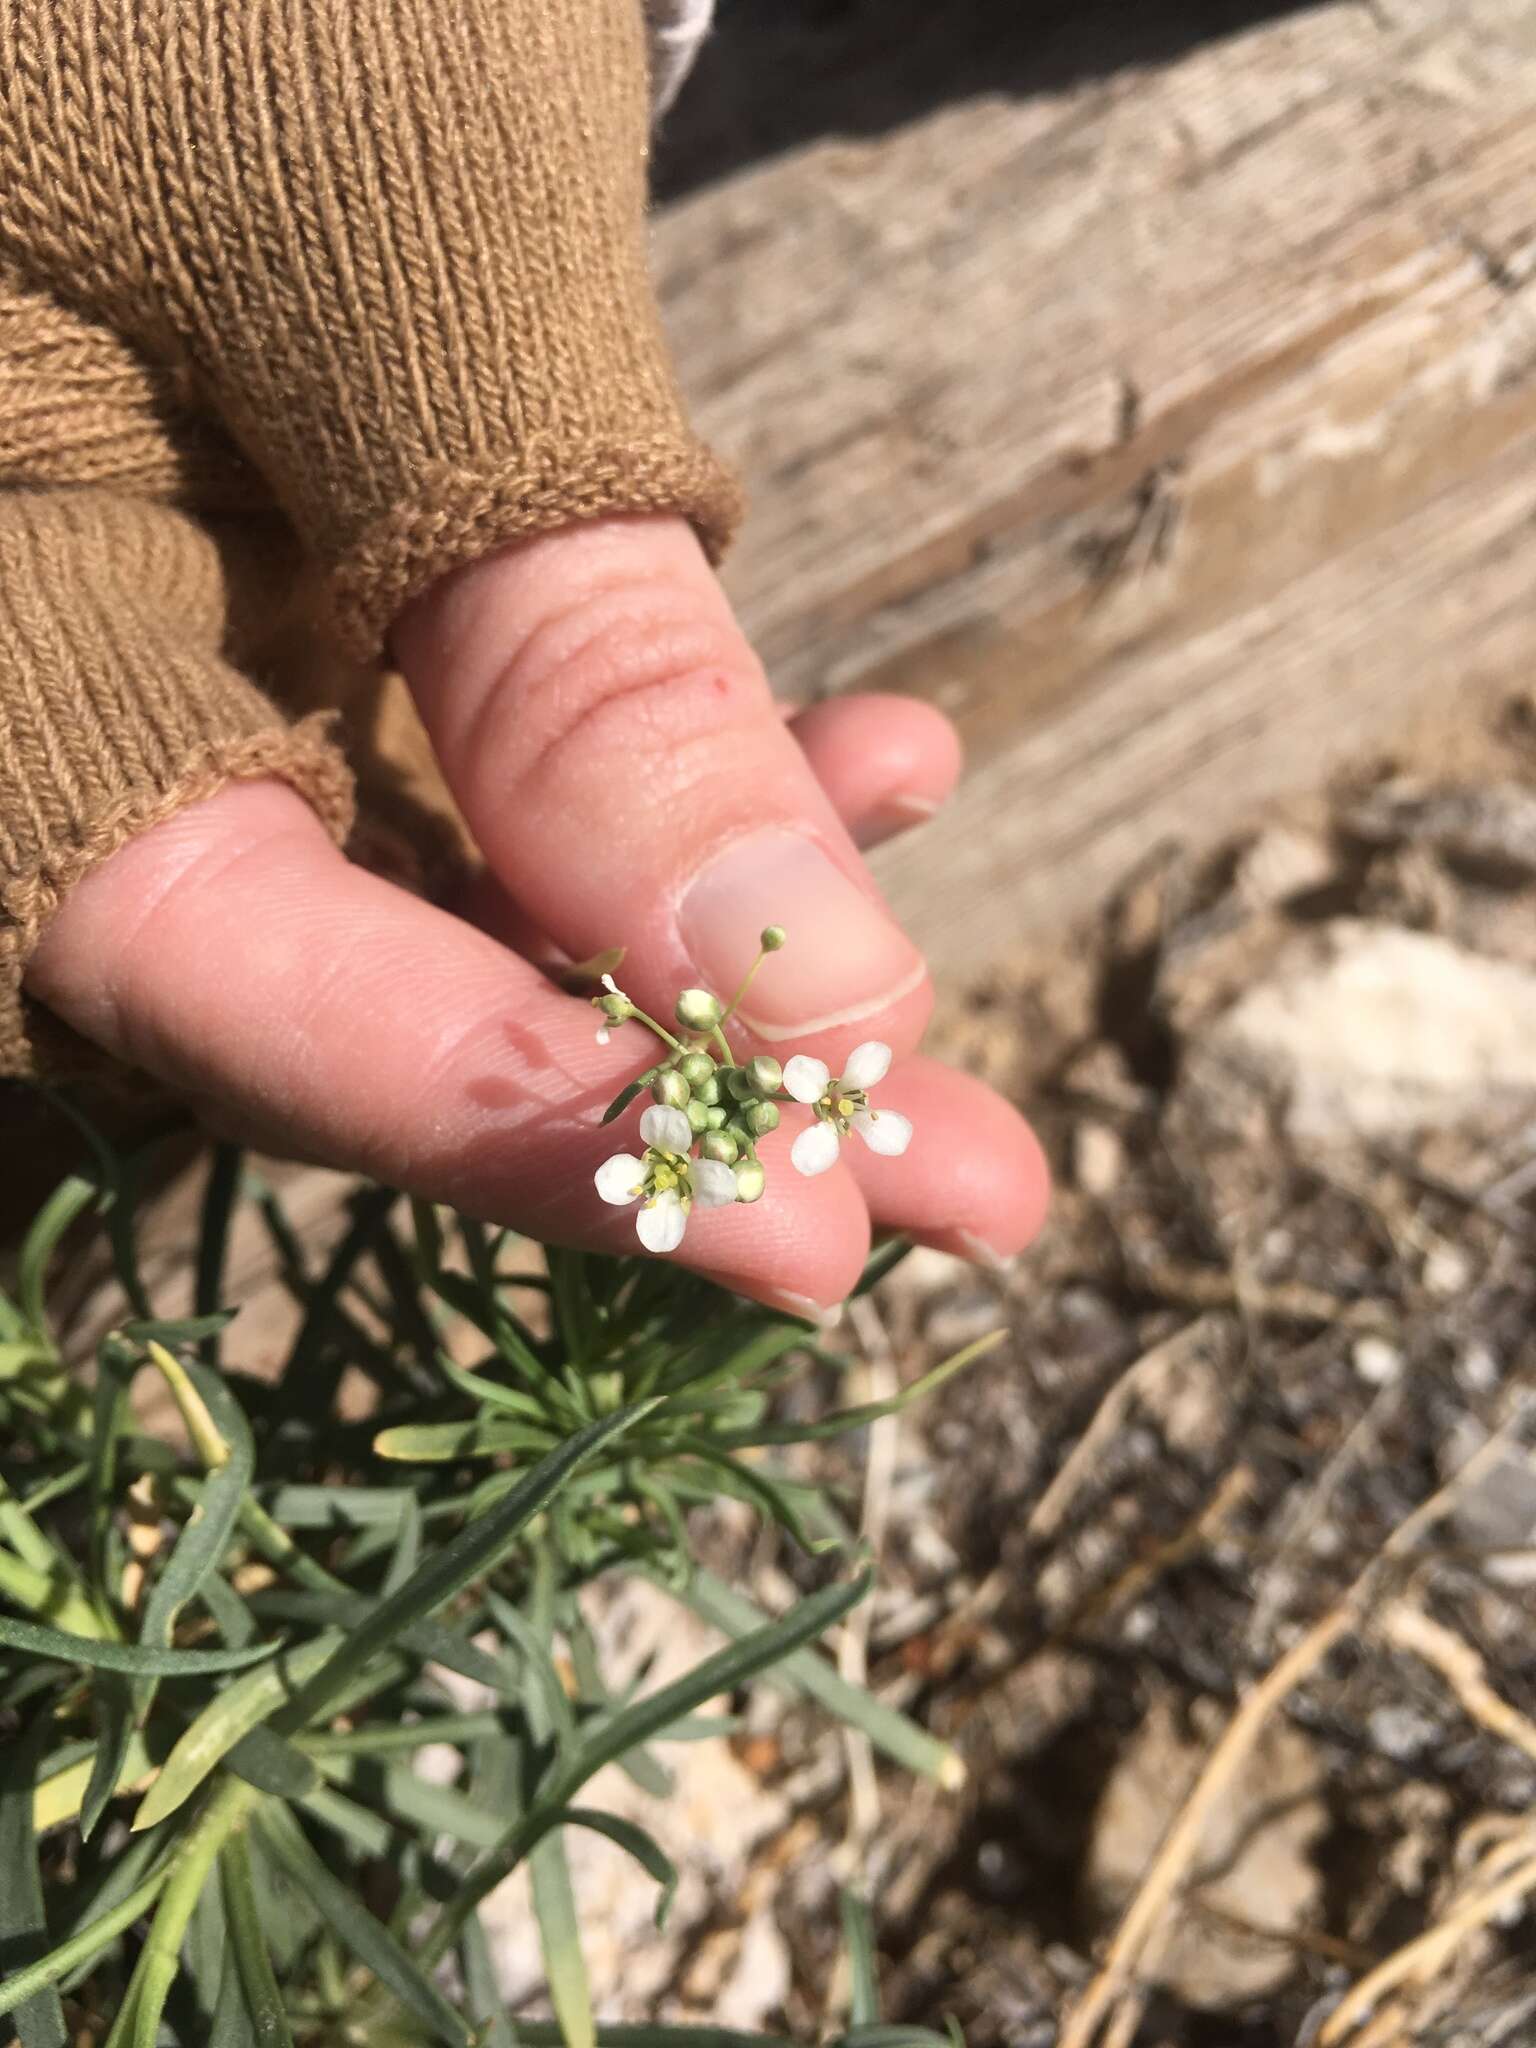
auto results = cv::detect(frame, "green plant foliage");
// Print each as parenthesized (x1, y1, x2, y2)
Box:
(0, 1133, 976, 2046)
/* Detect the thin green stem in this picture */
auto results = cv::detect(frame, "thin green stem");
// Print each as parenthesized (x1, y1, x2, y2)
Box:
(105, 1776, 261, 2048)
(625, 1006, 683, 1052)
(0, 1867, 172, 2012)
(716, 943, 771, 1032)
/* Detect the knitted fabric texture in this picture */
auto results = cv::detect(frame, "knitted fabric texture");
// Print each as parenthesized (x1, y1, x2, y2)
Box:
(0, 0, 740, 1077)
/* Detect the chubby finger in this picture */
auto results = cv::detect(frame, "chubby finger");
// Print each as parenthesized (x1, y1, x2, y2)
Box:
(786, 693, 960, 850)
(836, 1055, 1051, 1270)
(25, 779, 873, 1310)
(393, 515, 932, 1065)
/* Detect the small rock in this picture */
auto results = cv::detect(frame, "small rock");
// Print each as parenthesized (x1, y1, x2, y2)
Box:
(1423, 1243, 1473, 1297)
(1343, 779, 1536, 877)
(1184, 921, 1536, 1142)
(1072, 1119, 1125, 1196)
(1368, 1704, 1438, 1761)
(1458, 1342, 1500, 1393)
(1352, 1336, 1404, 1386)
(1081, 1699, 1326, 2009)
(1448, 1429, 1536, 1587)
(1236, 825, 1334, 908)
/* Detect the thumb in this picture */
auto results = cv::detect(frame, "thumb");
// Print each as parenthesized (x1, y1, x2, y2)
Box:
(391, 515, 931, 1057)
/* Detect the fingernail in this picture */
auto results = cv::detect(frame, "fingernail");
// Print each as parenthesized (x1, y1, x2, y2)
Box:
(764, 1289, 842, 1329)
(680, 829, 924, 1041)
(954, 1229, 1019, 1277)
(853, 794, 940, 852)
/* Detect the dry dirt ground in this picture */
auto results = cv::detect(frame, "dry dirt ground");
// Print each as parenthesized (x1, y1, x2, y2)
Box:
(588, 682, 1536, 2048)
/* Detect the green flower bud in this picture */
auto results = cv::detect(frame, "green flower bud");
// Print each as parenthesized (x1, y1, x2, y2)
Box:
(675, 988, 724, 1032)
(745, 1099, 780, 1137)
(700, 1128, 740, 1165)
(760, 926, 787, 952)
(725, 1065, 756, 1103)
(598, 992, 634, 1023)
(686, 1099, 712, 1134)
(704, 1105, 729, 1130)
(734, 1159, 766, 1203)
(748, 1055, 783, 1096)
(692, 1074, 722, 1107)
(679, 1051, 716, 1090)
(651, 1070, 691, 1111)
(725, 1118, 755, 1151)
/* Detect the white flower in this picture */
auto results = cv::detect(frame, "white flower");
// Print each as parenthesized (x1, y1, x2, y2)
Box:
(594, 1102, 737, 1252)
(783, 1041, 913, 1177)
(594, 972, 634, 1046)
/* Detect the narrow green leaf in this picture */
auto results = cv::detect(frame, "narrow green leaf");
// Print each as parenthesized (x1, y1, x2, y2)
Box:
(208, 1949, 258, 2048)
(221, 1826, 325, 2048)
(272, 1406, 651, 1735)
(508, 2029, 793, 2048)
(122, 1312, 238, 1349)
(136, 1362, 254, 1720)
(223, 1723, 320, 1803)
(0, 1613, 275, 1677)
(80, 1675, 134, 1841)
(437, 1351, 547, 1421)
(130, 1361, 256, 1772)
(373, 1417, 558, 1463)
(300, 1710, 511, 1758)
(835, 2030, 961, 2047)
(714, 1331, 1006, 1449)
(662, 1569, 963, 1789)
(253, 1806, 470, 2048)
(255, 1485, 413, 1531)
(17, 1174, 97, 1335)
(483, 1590, 577, 1744)
(295, 1780, 396, 1859)
(839, 1891, 879, 2028)
(557, 1810, 679, 1929)
(382, 1493, 422, 1598)
(419, 1574, 869, 1967)
(460, 1913, 516, 2048)
(600, 1078, 648, 1126)
(132, 1632, 347, 1833)
(530, 1822, 594, 2048)
(0, 1719, 67, 2047)
(195, 1143, 243, 1362)
(853, 1237, 913, 1297)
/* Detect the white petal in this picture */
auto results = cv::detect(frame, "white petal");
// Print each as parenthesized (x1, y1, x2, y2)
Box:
(595, 1025, 610, 1045)
(639, 1103, 691, 1154)
(601, 973, 620, 994)
(595, 1153, 646, 1204)
(636, 1190, 687, 1254)
(853, 1108, 912, 1158)
(791, 1120, 841, 1177)
(692, 1159, 738, 1209)
(783, 1055, 830, 1105)
(841, 1040, 892, 1091)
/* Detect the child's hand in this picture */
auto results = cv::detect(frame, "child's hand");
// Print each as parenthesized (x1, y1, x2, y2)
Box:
(28, 512, 1048, 1313)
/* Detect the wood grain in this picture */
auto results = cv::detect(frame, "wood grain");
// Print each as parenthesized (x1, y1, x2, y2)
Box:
(656, 0, 1536, 978)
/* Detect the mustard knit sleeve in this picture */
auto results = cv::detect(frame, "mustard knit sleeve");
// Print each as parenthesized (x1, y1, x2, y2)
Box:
(0, 0, 741, 658)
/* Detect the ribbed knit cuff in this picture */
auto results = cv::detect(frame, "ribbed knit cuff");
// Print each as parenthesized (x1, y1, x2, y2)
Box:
(332, 436, 742, 659)
(0, 492, 355, 1078)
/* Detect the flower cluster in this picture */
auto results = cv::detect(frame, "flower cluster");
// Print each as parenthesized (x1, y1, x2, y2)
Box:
(592, 928, 912, 1252)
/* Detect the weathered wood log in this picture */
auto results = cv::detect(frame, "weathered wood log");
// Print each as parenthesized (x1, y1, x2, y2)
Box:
(657, 0, 1536, 980)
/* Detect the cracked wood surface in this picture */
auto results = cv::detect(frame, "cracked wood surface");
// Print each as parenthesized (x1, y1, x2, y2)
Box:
(657, 0, 1536, 981)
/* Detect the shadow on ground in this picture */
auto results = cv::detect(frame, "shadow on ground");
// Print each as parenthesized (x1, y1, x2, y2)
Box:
(656, 0, 1329, 199)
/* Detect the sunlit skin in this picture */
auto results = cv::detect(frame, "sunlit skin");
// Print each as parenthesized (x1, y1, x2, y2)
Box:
(28, 514, 1050, 1315)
